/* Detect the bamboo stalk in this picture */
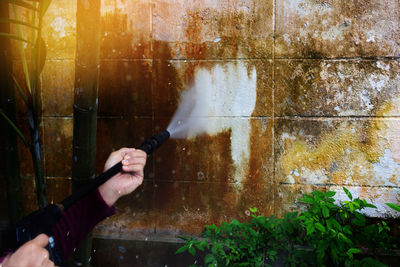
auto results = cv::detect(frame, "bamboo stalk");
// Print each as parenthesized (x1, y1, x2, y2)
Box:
(0, 1, 24, 224)
(68, 0, 101, 265)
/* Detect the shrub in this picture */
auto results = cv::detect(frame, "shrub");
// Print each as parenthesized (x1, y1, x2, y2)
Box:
(177, 187, 396, 267)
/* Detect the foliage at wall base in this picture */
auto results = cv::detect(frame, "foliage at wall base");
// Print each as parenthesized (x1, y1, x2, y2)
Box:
(177, 188, 399, 267)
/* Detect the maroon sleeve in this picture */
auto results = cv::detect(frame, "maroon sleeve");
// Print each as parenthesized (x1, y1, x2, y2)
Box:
(51, 189, 116, 259)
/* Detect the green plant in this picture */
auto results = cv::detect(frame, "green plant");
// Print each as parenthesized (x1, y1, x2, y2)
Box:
(386, 203, 400, 213)
(298, 188, 391, 266)
(177, 188, 394, 267)
(0, 0, 53, 208)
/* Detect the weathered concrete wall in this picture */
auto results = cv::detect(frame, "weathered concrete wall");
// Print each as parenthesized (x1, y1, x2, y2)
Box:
(2, 0, 400, 244)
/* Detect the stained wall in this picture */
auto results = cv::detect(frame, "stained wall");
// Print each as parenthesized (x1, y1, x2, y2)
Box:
(2, 0, 400, 241)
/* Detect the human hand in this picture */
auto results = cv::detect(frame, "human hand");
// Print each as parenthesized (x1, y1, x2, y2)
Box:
(2, 234, 57, 267)
(99, 148, 147, 206)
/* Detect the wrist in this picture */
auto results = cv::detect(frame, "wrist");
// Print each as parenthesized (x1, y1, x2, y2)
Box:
(98, 184, 119, 207)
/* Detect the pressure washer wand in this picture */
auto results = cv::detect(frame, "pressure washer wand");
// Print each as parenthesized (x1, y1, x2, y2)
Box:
(60, 130, 170, 210)
(3, 130, 170, 266)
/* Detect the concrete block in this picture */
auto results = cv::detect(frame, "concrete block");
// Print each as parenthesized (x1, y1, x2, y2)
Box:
(276, 0, 400, 58)
(98, 60, 152, 116)
(275, 117, 400, 188)
(276, 184, 326, 217)
(42, 0, 77, 59)
(101, 0, 151, 59)
(42, 60, 74, 117)
(153, 0, 273, 59)
(43, 118, 73, 177)
(275, 59, 400, 116)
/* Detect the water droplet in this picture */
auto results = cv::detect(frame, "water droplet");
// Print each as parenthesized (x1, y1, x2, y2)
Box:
(136, 255, 139, 259)
(118, 246, 126, 253)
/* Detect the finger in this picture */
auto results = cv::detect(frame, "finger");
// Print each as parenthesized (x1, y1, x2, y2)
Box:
(111, 147, 133, 161)
(122, 156, 146, 167)
(122, 164, 145, 173)
(31, 234, 49, 248)
(38, 249, 50, 266)
(124, 149, 147, 160)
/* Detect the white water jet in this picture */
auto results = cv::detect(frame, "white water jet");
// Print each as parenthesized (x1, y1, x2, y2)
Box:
(167, 62, 257, 185)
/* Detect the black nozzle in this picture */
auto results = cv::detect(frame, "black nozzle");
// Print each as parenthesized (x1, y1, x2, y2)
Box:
(139, 130, 170, 154)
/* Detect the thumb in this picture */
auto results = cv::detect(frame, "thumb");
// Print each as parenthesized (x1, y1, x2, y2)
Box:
(31, 234, 49, 248)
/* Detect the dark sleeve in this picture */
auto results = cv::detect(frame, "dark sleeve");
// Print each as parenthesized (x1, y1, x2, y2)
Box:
(51, 189, 116, 259)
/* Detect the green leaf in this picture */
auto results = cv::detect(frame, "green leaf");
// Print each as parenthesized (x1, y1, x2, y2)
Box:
(4, 0, 39, 11)
(338, 233, 352, 244)
(386, 203, 400, 213)
(300, 197, 314, 204)
(175, 245, 188, 254)
(343, 187, 353, 200)
(347, 248, 361, 254)
(40, 0, 52, 17)
(204, 254, 214, 264)
(306, 223, 315, 235)
(11, 74, 29, 108)
(315, 223, 326, 233)
(33, 36, 47, 76)
(188, 246, 196, 256)
(325, 191, 336, 197)
(11, 4, 32, 93)
(0, 18, 39, 29)
(249, 207, 258, 213)
(0, 32, 33, 44)
(0, 109, 29, 147)
(365, 203, 377, 209)
(311, 190, 324, 198)
(343, 225, 352, 235)
(322, 206, 330, 218)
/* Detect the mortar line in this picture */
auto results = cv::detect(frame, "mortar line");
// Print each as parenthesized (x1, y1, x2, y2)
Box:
(274, 115, 400, 119)
(279, 182, 400, 189)
(39, 115, 400, 119)
(148, 56, 400, 62)
(272, 0, 277, 216)
(150, 0, 157, 232)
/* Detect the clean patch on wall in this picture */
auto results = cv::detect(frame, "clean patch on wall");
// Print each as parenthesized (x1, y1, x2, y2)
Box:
(168, 62, 257, 186)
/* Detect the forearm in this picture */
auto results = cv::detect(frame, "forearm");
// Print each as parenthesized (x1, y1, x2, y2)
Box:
(51, 189, 116, 260)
